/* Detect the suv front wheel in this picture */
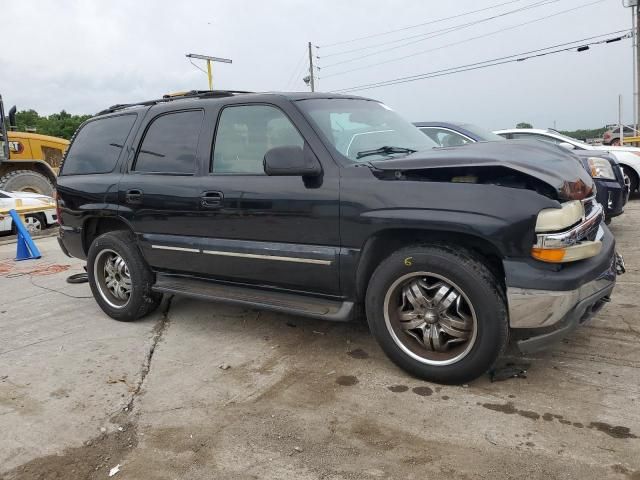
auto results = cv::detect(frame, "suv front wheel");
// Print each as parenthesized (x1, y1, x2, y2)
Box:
(87, 230, 162, 321)
(365, 245, 508, 384)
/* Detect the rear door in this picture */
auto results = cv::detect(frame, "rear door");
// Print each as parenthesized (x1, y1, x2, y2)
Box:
(118, 107, 209, 273)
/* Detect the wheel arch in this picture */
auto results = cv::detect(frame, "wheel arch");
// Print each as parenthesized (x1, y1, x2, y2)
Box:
(82, 216, 135, 255)
(619, 162, 640, 191)
(354, 228, 506, 302)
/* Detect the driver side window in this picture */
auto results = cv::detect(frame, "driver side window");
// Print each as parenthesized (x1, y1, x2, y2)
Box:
(212, 105, 304, 174)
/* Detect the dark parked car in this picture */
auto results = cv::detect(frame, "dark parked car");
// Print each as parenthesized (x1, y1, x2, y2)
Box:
(56, 91, 623, 384)
(415, 122, 629, 221)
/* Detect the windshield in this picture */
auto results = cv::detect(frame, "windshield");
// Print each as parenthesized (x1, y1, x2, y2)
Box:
(458, 123, 505, 142)
(296, 98, 437, 161)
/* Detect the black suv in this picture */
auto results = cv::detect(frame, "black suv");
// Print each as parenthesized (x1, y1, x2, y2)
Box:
(56, 91, 622, 384)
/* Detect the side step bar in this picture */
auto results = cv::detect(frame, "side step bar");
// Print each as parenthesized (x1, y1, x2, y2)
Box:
(153, 273, 354, 322)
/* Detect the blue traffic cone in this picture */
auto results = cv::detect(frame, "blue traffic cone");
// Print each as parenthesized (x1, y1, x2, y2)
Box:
(9, 209, 41, 261)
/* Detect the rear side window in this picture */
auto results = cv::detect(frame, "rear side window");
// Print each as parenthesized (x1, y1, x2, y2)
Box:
(61, 114, 136, 175)
(134, 110, 204, 174)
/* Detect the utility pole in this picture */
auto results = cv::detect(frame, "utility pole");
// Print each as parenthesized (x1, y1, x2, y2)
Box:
(185, 53, 233, 90)
(633, 5, 638, 131)
(619, 94, 624, 144)
(624, 1, 640, 134)
(307, 42, 315, 92)
(636, 5, 640, 132)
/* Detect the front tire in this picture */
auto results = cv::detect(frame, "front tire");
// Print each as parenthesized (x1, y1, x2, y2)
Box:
(365, 244, 508, 385)
(87, 230, 162, 321)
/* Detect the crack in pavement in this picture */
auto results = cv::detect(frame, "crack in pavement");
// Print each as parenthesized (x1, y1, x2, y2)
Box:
(124, 294, 174, 413)
(1, 297, 176, 480)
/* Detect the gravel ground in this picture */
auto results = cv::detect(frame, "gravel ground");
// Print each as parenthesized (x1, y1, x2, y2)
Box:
(0, 198, 639, 480)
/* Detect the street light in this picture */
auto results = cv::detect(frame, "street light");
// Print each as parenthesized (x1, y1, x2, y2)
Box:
(185, 53, 232, 90)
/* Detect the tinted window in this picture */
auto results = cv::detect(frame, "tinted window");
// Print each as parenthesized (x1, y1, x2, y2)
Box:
(511, 132, 561, 144)
(457, 124, 505, 142)
(419, 127, 471, 147)
(61, 114, 136, 175)
(134, 110, 203, 174)
(212, 105, 304, 174)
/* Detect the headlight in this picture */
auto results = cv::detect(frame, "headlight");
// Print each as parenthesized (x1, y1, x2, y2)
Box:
(587, 157, 615, 179)
(535, 200, 584, 233)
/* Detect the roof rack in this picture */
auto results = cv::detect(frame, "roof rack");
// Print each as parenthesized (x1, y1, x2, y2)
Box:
(96, 90, 252, 115)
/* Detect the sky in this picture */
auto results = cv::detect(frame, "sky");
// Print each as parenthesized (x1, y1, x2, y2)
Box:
(1, 0, 635, 130)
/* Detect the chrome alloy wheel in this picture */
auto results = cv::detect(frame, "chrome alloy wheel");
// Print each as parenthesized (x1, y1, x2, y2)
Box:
(24, 216, 42, 233)
(383, 272, 478, 366)
(94, 249, 131, 309)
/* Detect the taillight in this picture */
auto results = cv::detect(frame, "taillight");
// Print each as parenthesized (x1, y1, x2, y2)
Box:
(54, 190, 62, 224)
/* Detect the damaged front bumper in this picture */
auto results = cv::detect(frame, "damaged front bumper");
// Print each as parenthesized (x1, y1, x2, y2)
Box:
(504, 225, 622, 354)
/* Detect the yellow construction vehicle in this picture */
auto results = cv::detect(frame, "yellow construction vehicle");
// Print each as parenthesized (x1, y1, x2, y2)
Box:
(0, 94, 69, 195)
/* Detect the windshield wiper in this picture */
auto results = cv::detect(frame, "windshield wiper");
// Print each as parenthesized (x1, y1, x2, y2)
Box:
(356, 145, 417, 159)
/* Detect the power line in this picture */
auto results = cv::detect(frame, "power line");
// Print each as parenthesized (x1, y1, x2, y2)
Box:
(285, 50, 309, 90)
(330, 30, 631, 93)
(321, 0, 603, 80)
(318, 0, 525, 48)
(319, 0, 560, 67)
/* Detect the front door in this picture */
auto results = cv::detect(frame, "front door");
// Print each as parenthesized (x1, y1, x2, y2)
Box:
(196, 103, 341, 295)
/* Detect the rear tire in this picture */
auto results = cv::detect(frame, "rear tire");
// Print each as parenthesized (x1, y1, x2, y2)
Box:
(365, 244, 508, 385)
(0, 170, 54, 196)
(87, 230, 162, 321)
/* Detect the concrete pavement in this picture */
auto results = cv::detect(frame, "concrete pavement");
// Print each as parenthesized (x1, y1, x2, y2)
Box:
(1, 200, 639, 479)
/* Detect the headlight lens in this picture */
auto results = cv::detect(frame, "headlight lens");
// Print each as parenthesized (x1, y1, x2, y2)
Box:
(535, 200, 584, 233)
(587, 157, 615, 179)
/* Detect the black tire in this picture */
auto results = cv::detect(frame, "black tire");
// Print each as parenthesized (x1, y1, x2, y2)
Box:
(365, 244, 508, 385)
(0, 170, 54, 196)
(87, 230, 162, 321)
(622, 165, 639, 194)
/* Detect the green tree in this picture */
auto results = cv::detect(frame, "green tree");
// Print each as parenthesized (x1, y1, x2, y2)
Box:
(516, 122, 533, 129)
(559, 128, 607, 141)
(14, 109, 92, 140)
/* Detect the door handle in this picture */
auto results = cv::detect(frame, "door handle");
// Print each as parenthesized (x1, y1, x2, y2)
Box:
(201, 191, 224, 208)
(125, 189, 143, 204)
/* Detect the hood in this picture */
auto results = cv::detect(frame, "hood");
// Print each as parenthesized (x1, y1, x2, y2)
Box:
(368, 139, 595, 201)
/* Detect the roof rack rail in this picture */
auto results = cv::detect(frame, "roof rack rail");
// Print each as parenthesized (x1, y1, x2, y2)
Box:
(96, 90, 253, 116)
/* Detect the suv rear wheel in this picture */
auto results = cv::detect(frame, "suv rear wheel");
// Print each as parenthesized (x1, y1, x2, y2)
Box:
(365, 244, 508, 384)
(87, 230, 162, 321)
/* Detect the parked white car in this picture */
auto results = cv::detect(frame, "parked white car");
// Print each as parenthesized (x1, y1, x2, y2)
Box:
(494, 128, 640, 193)
(0, 190, 57, 234)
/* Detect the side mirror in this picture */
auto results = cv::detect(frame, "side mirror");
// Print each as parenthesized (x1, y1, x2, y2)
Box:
(558, 142, 575, 150)
(264, 145, 322, 177)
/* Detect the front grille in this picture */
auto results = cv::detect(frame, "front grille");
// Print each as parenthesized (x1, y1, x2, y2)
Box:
(583, 196, 595, 218)
(580, 197, 601, 243)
